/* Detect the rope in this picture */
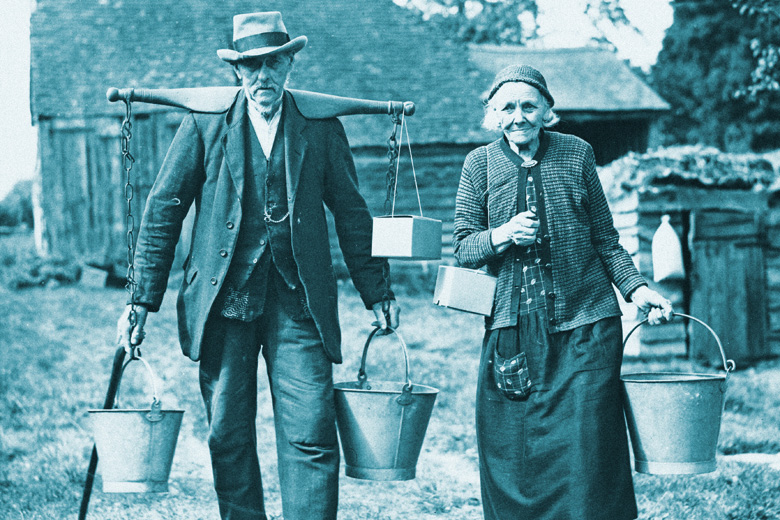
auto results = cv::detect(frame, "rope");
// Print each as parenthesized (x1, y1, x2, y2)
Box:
(390, 113, 424, 217)
(403, 117, 423, 217)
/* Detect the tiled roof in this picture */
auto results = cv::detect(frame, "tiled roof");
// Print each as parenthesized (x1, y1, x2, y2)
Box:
(30, 3, 670, 147)
(469, 45, 670, 112)
(30, 0, 491, 146)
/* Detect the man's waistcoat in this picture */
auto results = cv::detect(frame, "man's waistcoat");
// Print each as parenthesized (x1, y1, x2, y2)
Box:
(218, 115, 299, 319)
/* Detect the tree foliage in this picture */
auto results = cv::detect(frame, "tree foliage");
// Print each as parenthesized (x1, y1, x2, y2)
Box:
(0, 180, 33, 228)
(394, 0, 635, 45)
(394, 0, 539, 44)
(650, 0, 780, 152)
(732, 0, 780, 98)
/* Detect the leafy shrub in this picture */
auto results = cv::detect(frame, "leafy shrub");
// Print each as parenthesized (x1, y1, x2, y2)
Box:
(6, 256, 81, 290)
(0, 232, 81, 289)
(0, 180, 33, 228)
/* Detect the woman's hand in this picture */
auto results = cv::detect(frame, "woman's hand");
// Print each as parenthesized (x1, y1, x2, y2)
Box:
(492, 210, 539, 253)
(630, 286, 673, 325)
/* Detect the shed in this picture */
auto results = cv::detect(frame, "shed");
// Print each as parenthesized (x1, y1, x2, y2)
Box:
(469, 45, 671, 165)
(599, 146, 780, 364)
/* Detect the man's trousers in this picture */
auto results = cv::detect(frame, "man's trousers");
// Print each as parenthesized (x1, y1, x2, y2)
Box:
(199, 281, 339, 520)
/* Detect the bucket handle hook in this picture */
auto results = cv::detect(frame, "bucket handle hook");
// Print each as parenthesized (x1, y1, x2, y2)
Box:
(357, 327, 414, 405)
(114, 354, 164, 421)
(623, 312, 736, 375)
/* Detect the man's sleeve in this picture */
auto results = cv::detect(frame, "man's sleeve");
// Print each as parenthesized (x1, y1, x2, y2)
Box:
(322, 119, 391, 309)
(132, 113, 206, 312)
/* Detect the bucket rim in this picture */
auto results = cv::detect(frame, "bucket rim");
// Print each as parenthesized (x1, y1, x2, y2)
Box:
(334, 380, 439, 395)
(621, 371, 726, 383)
(88, 408, 185, 413)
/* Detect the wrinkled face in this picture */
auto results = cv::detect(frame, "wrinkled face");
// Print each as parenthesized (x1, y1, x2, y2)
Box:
(490, 82, 549, 147)
(235, 52, 294, 113)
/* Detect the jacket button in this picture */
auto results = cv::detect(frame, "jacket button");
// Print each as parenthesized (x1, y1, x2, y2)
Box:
(543, 234, 551, 241)
(545, 263, 552, 269)
(219, 249, 227, 258)
(547, 292, 556, 299)
(226, 221, 234, 229)
(259, 239, 266, 246)
(210, 277, 217, 285)
(549, 317, 556, 325)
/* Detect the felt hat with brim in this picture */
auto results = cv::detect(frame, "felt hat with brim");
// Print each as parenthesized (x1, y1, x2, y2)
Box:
(217, 11, 307, 63)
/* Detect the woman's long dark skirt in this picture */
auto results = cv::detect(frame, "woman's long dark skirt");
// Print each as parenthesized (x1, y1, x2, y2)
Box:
(476, 314, 637, 520)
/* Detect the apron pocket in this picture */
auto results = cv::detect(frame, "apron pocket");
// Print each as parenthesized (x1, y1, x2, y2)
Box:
(493, 349, 534, 401)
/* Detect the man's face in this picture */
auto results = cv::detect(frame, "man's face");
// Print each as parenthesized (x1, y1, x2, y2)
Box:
(235, 53, 294, 114)
(490, 82, 549, 147)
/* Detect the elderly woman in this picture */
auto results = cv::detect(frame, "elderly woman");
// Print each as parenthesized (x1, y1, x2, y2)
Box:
(453, 64, 672, 520)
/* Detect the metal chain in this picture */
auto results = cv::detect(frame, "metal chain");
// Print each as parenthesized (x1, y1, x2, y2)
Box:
(381, 114, 402, 321)
(384, 114, 401, 216)
(121, 99, 139, 356)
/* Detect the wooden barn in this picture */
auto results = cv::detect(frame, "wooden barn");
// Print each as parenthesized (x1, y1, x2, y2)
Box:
(29, 0, 670, 282)
(599, 147, 780, 364)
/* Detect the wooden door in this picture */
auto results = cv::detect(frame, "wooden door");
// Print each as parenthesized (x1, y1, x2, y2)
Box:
(688, 209, 767, 366)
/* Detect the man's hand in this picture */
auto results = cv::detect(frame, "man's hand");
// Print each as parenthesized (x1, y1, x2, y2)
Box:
(117, 304, 149, 351)
(631, 286, 673, 326)
(372, 300, 401, 331)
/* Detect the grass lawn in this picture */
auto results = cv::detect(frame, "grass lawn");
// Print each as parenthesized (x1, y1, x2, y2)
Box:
(1, 234, 779, 519)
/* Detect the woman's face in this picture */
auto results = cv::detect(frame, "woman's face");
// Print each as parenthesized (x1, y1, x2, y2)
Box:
(490, 82, 549, 147)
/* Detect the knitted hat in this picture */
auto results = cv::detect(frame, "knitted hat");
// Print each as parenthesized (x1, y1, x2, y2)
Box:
(487, 64, 555, 107)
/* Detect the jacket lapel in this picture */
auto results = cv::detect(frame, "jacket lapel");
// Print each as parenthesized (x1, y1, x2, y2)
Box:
(222, 91, 249, 202)
(282, 91, 308, 208)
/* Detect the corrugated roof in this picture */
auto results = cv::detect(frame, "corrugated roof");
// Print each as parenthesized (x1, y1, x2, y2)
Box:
(29, 0, 491, 146)
(469, 45, 670, 112)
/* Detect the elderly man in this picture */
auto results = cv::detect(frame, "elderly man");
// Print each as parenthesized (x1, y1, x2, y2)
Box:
(116, 11, 400, 520)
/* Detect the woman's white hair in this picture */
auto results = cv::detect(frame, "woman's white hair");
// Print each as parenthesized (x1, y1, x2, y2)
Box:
(481, 88, 560, 132)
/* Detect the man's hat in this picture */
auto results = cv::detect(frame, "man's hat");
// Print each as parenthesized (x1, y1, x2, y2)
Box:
(217, 11, 307, 63)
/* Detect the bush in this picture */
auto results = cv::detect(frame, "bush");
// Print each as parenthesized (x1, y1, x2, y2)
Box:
(0, 180, 34, 228)
(0, 232, 81, 289)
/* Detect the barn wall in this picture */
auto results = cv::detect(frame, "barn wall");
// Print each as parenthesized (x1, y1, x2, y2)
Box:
(35, 112, 182, 268)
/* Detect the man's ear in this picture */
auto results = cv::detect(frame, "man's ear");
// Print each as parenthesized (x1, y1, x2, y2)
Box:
(232, 66, 242, 81)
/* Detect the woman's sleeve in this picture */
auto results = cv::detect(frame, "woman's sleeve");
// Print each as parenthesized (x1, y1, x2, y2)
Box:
(453, 149, 501, 269)
(584, 146, 646, 301)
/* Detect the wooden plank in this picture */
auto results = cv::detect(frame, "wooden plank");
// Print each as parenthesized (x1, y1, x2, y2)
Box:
(688, 210, 768, 365)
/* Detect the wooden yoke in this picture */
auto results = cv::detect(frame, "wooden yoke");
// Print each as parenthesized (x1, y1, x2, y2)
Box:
(106, 87, 415, 119)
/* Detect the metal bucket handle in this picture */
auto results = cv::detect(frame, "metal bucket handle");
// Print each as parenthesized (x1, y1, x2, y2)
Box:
(114, 355, 164, 422)
(357, 327, 414, 405)
(623, 312, 736, 375)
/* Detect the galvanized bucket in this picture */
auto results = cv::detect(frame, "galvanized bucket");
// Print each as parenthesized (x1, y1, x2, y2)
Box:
(88, 356, 184, 492)
(621, 313, 735, 475)
(334, 327, 438, 481)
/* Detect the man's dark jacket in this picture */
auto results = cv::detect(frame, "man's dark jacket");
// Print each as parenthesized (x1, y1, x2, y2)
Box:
(132, 90, 388, 363)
